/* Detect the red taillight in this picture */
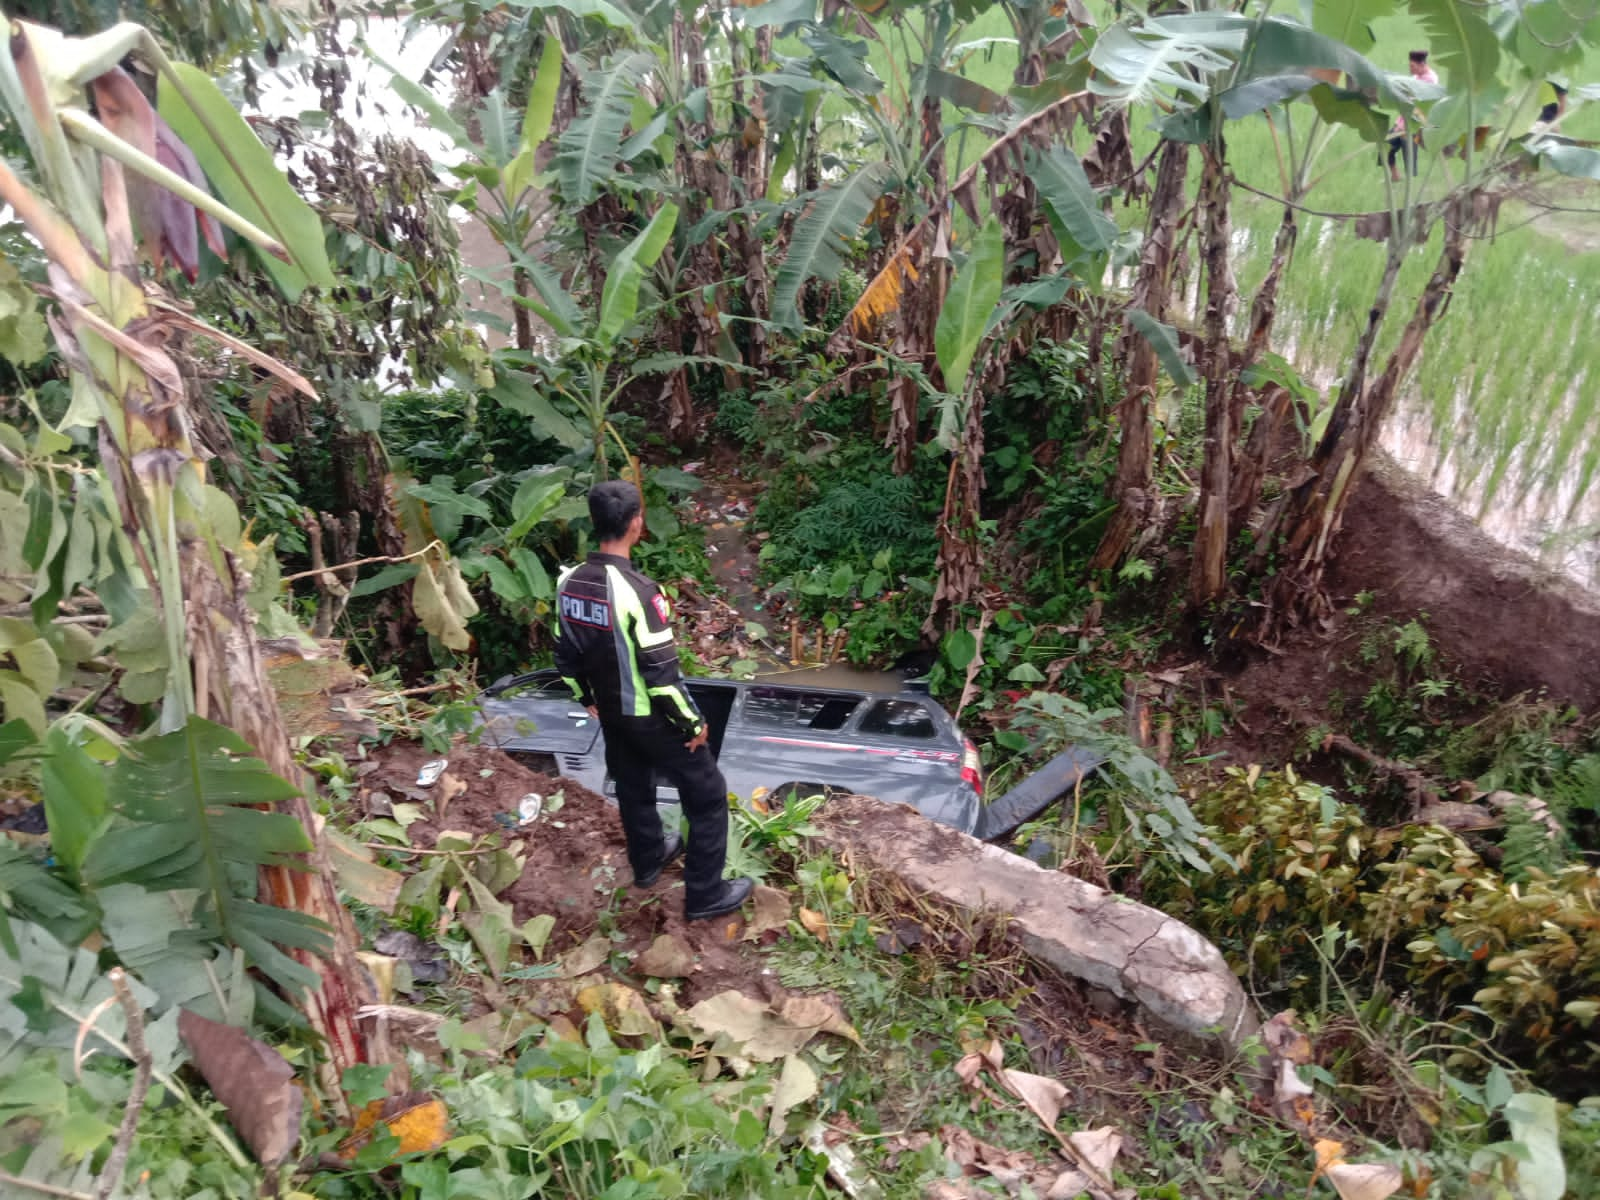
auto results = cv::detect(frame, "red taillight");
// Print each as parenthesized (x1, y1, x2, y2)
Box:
(961, 737, 982, 795)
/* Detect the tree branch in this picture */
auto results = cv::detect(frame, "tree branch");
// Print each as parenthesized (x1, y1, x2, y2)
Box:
(280, 540, 444, 585)
(94, 969, 152, 1200)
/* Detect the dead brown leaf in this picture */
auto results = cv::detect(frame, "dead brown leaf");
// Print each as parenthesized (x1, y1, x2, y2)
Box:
(744, 885, 790, 941)
(178, 1009, 302, 1167)
(776, 993, 861, 1046)
(1000, 1068, 1069, 1130)
(636, 933, 696, 978)
(559, 934, 611, 979)
(434, 772, 467, 823)
(798, 906, 830, 941)
(1325, 1162, 1404, 1200)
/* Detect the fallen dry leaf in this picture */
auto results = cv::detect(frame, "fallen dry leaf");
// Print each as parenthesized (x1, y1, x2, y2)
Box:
(1000, 1068, 1069, 1130)
(776, 993, 862, 1046)
(686, 989, 858, 1061)
(559, 934, 611, 979)
(798, 906, 830, 941)
(545, 1014, 583, 1043)
(356, 952, 401, 1004)
(178, 1009, 302, 1167)
(744, 885, 791, 941)
(340, 1093, 449, 1160)
(636, 933, 696, 978)
(769, 1054, 819, 1135)
(577, 982, 660, 1037)
(321, 823, 404, 913)
(1066, 1127, 1122, 1179)
(1315, 1137, 1347, 1175)
(434, 772, 467, 823)
(459, 1009, 539, 1055)
(1325, 1162, 1404, 1200)
(1047, 1169, 1093, 1199)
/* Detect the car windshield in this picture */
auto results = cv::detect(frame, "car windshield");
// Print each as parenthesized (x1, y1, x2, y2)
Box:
(743, 688, 862, 731)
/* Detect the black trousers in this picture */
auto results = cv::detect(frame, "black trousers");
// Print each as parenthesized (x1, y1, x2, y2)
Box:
(600, 715, 729, 904)
(1387, 133, 1418, 175)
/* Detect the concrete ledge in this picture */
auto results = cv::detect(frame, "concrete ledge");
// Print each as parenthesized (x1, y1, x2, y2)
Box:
(809, 795, 1258, 1056)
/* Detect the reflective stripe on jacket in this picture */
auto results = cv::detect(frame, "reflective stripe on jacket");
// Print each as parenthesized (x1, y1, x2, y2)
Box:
(551, 552, 704, 738)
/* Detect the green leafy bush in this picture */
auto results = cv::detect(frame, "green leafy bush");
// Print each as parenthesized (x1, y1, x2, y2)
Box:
(1150, 768, 1600, 1089)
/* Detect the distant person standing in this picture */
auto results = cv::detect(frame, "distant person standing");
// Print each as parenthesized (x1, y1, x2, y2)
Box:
(553, 481, 754, 921)
(1388, 50, 1440, 182)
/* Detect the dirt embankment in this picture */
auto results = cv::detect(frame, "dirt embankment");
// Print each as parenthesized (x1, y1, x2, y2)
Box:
(1216, 452, 1600, 763)
(1337, 454, 1600, 709)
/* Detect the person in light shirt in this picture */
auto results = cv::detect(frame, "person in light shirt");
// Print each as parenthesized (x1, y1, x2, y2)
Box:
(1388, 50, 1439, 182)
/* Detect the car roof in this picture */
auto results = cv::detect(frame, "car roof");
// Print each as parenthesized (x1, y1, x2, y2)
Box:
(489, 667, 940, 707)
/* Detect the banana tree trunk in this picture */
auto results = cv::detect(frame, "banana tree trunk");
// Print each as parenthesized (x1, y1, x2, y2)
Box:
(1226, 205, 1297, 539)
(1090, 140, 1189, 572)
(927, 379, 988, 635)
(1263, 197, 1473, 633)
(1188, 142, 1235, 609)
(0, 156, 374, 1107)
(730, 25, 773, 373)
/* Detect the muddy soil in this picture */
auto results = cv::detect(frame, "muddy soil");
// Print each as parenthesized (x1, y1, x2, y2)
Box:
(360, 739, 764, 1005)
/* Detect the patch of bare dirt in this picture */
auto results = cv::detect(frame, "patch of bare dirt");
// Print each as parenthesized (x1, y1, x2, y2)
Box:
(360, 739, 765, 1005)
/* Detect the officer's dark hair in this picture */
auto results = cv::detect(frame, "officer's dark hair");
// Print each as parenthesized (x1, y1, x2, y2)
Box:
(1409, 49, 1428, 64)
(589, 480, 642, 543)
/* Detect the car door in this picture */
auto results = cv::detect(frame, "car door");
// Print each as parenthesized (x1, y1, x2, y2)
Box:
(479, 672, 600, 760)
(719, 685, 869, 801)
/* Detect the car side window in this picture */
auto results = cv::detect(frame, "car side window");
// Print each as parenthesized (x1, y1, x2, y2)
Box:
(744, 688, 862, 731)
(860, 699, 937, 739)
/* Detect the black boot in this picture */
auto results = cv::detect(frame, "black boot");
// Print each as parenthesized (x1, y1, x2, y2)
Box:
(684, 877, 755, 922)
(633, 830, 684, 888)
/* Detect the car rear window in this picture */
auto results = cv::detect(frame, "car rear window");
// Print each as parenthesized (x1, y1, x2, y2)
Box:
(860, 699, 937, 739)
(744, 688, 862, 731)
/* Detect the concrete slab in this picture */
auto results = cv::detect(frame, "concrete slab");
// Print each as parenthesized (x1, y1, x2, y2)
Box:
(809, 794, 1258, 1056)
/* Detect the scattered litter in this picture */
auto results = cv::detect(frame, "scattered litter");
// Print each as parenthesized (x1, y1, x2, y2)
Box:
(416, 759, 448, 787)
(518, 793, 544, 824)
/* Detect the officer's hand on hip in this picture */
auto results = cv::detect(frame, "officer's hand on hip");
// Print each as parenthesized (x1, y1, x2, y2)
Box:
(685, 725, 709, 752)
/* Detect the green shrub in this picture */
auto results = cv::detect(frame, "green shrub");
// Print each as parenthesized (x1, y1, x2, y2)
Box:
(1150, 768, 1600, 1089)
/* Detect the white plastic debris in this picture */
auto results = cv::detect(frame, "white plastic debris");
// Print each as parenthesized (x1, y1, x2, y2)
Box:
(517, 793, 544, 824)
(416, 759, 448, 787)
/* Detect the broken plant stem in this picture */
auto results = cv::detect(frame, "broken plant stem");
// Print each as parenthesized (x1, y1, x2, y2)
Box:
(94, 969, 152, 1200)
(280, 540, 444, 585)
(0, 1173, 96, 1200)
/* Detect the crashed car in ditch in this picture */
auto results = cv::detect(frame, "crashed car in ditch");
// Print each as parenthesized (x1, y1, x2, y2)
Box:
(477, 669, 1103, 841)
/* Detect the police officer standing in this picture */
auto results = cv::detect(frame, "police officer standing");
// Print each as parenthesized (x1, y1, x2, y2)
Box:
(553, 480, 754, 921)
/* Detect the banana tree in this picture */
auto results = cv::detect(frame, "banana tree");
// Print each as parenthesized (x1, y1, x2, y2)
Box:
(0, 14, 377, 1098)
(507, 200, 686, 476)
(1257, 0, 1600, 637)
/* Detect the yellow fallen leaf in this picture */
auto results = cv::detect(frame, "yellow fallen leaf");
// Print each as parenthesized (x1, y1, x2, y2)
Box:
(577, 981, 660, 1037)
(1315, 1137, 1347, 1175)
(339, 1093, 449, 1160)
(1325, 1161, 1404, 1200)
(798, 907, 829, 941)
